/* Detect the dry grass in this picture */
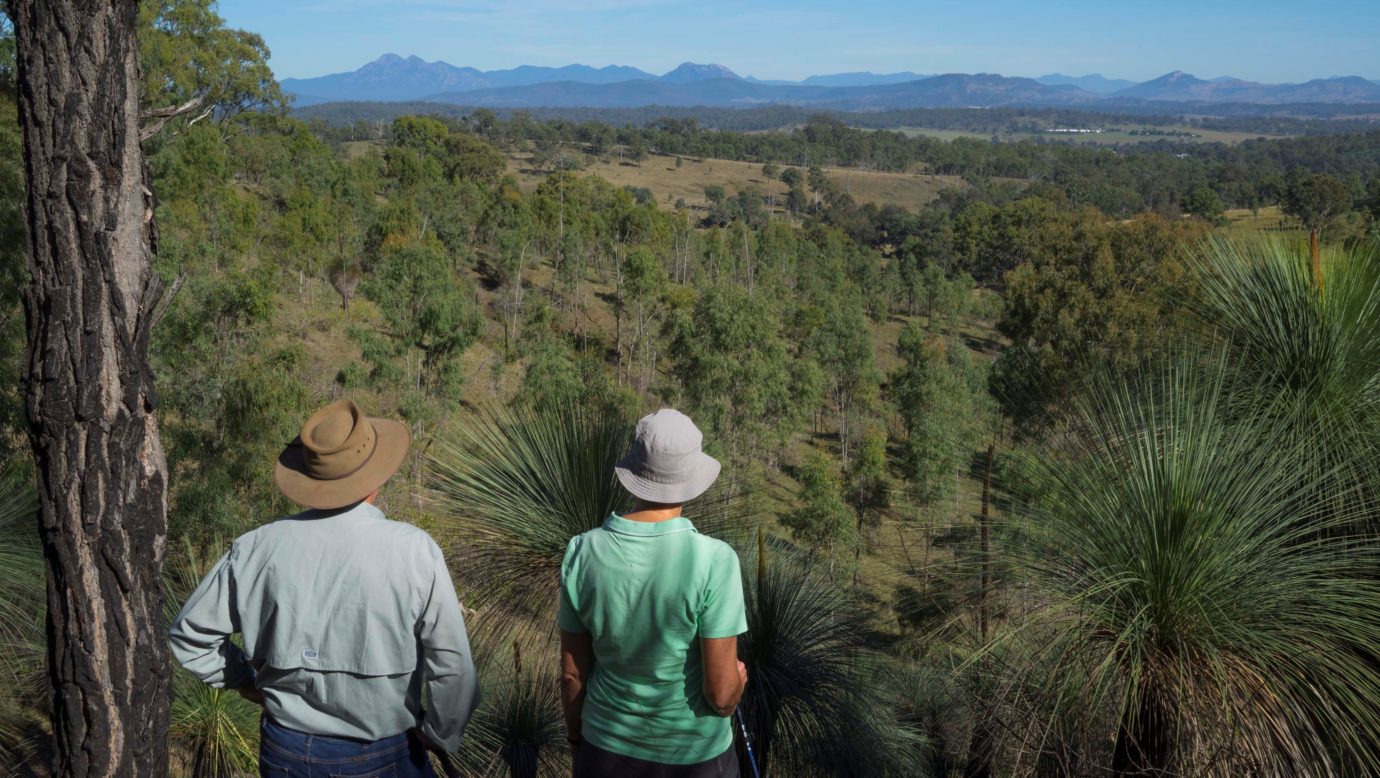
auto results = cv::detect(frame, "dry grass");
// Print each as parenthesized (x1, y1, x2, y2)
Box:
(1224, 205, 1301, 235)
(895, 125, 1282, 146)
(509, 152, 967, 213)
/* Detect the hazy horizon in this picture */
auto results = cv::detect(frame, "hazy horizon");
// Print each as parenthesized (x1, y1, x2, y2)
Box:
(276, 51, 1375, 86)
(223, 0, 1380, 84)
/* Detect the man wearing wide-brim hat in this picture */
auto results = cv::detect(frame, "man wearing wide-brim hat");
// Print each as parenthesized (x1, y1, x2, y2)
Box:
(170, 399, 478, 777)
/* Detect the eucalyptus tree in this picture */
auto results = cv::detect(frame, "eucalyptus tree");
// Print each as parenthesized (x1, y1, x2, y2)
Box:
(1280, 170, 1352, 276)
(0, 81, 23, 466)
(13, 1, 173, 771)
(618, 246, 669, 393)
(361, 239, 483, 410)
(666, 283, 811, 481)
(782, 451, 855, 563)
(891, 326, 993, 508)
(803, 298, 879, 465)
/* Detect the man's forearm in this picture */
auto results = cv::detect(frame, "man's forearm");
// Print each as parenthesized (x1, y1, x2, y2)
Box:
(421, 670, 480, 753)
(168, 631, 255, 690)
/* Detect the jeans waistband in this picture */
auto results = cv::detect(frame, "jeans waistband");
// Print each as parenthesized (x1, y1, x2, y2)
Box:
(261, 715, 411, 758)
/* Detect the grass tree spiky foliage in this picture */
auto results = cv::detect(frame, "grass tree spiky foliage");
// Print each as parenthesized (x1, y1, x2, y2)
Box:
(426, 403, 741, 632)
(0, 467, 45, 770)
(169, 677, 260, 778)
(165, 539, 261, 777)
(1003, 354, 1380, 776)
(449, 639, 567, 778)
(426, 403, 633, 632)
(739, 536, 926, 777)
(1191, 236, 1380, 501)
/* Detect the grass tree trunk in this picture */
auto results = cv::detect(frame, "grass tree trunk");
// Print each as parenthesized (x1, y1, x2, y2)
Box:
(1310, 228, 1322, 290)
(13, 1, 173, 775)
(964, 442, 997, 778)
(1111, 682, 1174, 777)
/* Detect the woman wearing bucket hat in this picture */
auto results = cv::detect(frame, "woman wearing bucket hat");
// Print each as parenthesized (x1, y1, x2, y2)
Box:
(558, 409, 748, 777)
(170, 399, 479, 778)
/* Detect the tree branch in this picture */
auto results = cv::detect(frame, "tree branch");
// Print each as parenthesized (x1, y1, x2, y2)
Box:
(145, 271, 186, 334)
(139, 96, 206, 142)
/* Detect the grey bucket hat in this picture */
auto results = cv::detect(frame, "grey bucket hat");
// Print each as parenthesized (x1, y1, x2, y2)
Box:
(615, 409, 722, 504)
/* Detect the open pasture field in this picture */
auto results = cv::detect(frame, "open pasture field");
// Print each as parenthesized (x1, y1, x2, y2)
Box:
(1224, 205, 1297, 232)
(508, 152, 968, 212)
(895, 124, 1283, 145)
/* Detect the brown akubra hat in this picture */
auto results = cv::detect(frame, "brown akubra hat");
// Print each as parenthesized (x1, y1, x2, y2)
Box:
(274, 399, 411, 510)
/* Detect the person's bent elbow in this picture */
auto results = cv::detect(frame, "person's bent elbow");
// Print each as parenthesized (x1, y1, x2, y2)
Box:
(704, 691, 739, 718)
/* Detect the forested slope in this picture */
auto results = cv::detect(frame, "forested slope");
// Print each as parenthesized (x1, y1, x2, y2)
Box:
(2, 2, 1380, 775)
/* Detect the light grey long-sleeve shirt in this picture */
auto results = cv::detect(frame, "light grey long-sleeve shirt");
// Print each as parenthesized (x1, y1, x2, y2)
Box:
(168, 501, 479, 751)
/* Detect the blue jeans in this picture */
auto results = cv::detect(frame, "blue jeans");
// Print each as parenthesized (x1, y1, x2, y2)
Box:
(259, 716, 436, 778)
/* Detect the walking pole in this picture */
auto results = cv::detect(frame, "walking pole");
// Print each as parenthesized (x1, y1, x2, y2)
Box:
(736, 705, 761, 778)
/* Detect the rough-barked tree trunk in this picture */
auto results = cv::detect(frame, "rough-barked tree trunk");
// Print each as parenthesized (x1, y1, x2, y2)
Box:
(964, 442, 997, 778)
(12, 1, 173, 775)
(1111, 681, 1175, 778)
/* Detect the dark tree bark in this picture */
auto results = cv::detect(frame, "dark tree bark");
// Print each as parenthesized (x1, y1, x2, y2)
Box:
(12, 1, 172, 775)
(964, 442, 997, 778)
(1111, 682, 1175, 777)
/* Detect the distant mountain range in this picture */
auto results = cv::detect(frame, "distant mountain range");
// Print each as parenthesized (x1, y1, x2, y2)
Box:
(1114, 71, 1380, 103)
(281, 55, 1380, 109)
(415, 73, 1093, 110)
(281, 55, 658, 102)
(1035, 73, 1137, 94)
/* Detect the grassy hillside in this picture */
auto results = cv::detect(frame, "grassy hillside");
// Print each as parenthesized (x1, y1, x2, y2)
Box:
(510, 152, 968, 212)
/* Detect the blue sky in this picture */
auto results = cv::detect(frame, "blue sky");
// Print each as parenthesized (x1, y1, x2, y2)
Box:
(220, 0, 1380, 83)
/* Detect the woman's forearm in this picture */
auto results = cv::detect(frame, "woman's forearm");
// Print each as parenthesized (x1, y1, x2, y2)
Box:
(560, 671, 585, 737)
(559, 629, 594, 740)
(700, 636, 744, 716)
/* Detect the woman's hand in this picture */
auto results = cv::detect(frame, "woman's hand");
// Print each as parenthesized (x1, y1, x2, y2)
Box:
(237, 687, 265, 707)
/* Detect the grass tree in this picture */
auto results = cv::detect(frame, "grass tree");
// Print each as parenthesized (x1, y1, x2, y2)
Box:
(739, 537, 926, 776)
(425, 403, 635, 636)
(0, 468, 44, 771)
(164, 539, 261, 777)
(428, 404, 919, 775)
(1191, 236, 1380, 517)
(168, 678, 259, 778)
(1003, 355, 1380, 776)
(1193, 237, 1380, 408)
(450, 639, 566, 778)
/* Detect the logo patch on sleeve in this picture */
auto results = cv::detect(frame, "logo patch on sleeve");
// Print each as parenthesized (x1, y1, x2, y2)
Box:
(303, 649, 319, 660)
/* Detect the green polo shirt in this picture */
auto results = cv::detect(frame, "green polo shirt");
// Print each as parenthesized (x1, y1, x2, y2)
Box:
(558, 513, 747, 765)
